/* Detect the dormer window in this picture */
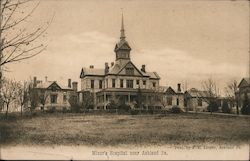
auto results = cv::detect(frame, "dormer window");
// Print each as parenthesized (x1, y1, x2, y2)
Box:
(125, 67, 134, 75)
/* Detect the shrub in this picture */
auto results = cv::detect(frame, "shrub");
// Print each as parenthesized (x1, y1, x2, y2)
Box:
(171, 106, 183, 114)
(106, 100, 118, 110)
(62, 107, 68, 113)
(130, 110, 139, 115)
(47, 107, 56, 113)
(71, 104, 82, 113)
(207, 100, 219, 112)
(222, 100, 231, 113)
(118, 104, 131, 113)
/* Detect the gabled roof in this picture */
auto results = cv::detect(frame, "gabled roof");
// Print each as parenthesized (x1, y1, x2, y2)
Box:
(147, 72, 160, 79)
(238, 78, 250, 88)
(108, 60, 149, 77)
(158, 86, 168, 92)
(185, 88, 211, 98)
(108, 59, 130, 75)
(80, 61, 160, 80)
(80, 67, 105, 78)
(114, 40, 131, 52)
(165, 87, 176, 95)
(35, 81, 72, 90)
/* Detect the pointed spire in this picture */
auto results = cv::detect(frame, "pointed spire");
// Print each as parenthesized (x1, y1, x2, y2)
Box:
(120, 9, 126, 40)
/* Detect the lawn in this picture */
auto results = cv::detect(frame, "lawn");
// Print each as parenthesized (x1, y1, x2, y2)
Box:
(0, 112, 249, 146)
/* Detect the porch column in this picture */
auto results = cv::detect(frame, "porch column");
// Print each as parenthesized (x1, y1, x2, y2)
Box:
(128, 92, 131, 103)
(104, 92, 106, 110)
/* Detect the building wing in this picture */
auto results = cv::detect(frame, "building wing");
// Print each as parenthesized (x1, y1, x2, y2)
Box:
(238, 78, 250, 88)
(80, 67, 105, 78)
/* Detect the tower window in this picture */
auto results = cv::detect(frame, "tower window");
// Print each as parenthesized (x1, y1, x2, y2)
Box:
(112, 79, 116, 88)
(143, 80, 146, 86)
(125, 68, 134, 75)
(120, 79, 124, 88)
(99, 80, 102, 89)
(153, 82, 156, 87)
(126, 80, 133, 88)
(136, 80, 140, 85)
(91, 80, 94, 88)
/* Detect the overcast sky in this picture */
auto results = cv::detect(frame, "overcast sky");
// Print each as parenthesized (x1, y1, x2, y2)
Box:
(5, 0, 249, 94)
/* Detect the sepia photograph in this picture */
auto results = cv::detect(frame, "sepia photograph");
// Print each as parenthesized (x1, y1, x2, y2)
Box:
(0, 0, 249, 160)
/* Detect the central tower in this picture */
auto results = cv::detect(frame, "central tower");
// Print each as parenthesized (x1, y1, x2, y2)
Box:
(114, 13, 132, 61)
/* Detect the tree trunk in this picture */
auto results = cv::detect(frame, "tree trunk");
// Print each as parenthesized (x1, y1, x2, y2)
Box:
(21, 105, 23, 117)
(5, 104, 9, 118)
(236, 98, 239, 115)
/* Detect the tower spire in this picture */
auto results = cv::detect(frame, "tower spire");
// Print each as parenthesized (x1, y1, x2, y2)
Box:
(120, 9, 126, 40)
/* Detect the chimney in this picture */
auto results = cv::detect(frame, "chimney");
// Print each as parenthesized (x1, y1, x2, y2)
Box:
(105, 62, 109, 74)
(45, 76, 48, 82)
(111, 62, 114, 67)
(177, 83, 181, 92)
(33, 76, 37, 87)
(68, 79, 71, 88)
(89, 65, 94, 69)
(72, 81, 78, 91)
(141, 65, 146, 72)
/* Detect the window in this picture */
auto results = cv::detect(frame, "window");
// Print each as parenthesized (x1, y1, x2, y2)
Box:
(112, 79, 116, 88)
(126, 80, 133, 88)
(91, 80, 94, 88)
(177, 98, 179, 106)
(120, 79, 124, 88)
(153, 82, 156, 87)
(136, 80, 140, 85)
(167, 97, 172, 105)
(143, 80, 146, 86)
(125, 67, 134, 75)
(51, 86, 57, 92)
(198, 99, 202, 106)
(63, 95, 67, 103)
(99, 80, 102, 89)
(50, 94, 57, 104)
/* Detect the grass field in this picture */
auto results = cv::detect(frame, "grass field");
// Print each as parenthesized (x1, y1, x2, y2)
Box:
(0, 112, 249, 146)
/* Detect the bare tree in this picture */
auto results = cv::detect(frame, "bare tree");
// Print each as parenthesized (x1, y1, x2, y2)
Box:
(0, 0, 52, 94)
(1, 78, 20, 117)
(39, 90, 49, 112)
(29, 85, 38, 112)
(202, 78, 219, 114)
(17, 80, 31, 116)
(224, 80, 238, 114)
(0, 0, 52, 66)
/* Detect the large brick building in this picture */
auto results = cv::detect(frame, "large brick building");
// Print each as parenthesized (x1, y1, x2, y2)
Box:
(78, 15, 162, 110)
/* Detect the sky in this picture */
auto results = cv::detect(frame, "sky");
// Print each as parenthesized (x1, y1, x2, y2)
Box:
(4, 0, 249, 94)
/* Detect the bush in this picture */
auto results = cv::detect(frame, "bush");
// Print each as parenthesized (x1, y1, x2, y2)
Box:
(62, 107, 68, 113)
(71, 104, 82, 113)
(106, 100, 118, 110)
(118, 104, 131, 113)
(130, 110, 139, 115)
(171, 106, 183, 114)
(47, 107, 56, 113)
(207, 100, 219, 112)
(222, 100, 231, 113)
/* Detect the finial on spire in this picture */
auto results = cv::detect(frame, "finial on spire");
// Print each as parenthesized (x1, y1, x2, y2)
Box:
(120, 8, 126, 40)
